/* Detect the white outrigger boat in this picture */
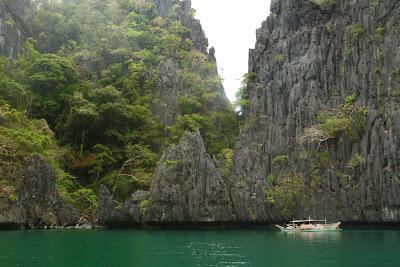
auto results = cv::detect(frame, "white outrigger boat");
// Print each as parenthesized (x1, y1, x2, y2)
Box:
(276, 218, 341, 232)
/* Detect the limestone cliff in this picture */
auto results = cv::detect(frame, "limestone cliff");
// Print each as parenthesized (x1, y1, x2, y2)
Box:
(0, 0, 31, 58)
(232, 0, 400, 222)
(98, 0, 400, 226)
(149, 0, 229, 127)
(0, 156, 79, 229)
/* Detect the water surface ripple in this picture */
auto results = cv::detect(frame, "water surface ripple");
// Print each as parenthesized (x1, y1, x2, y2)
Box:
(0, 229, 399, 266)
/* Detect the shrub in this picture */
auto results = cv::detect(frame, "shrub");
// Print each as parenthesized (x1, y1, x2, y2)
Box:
(344, 47, 353, 60)
(0, 180, 17, 203)
(336, 171, 351, 187)
(375, 27, 385, 37)
(266, 175, 277, 185)
(392, 68, 400, 77)
(347, 153, 366, 168)
(311, 170, 324, 190)
(139, 199, 151, 216)
(313, 0, 336, 7)
(272, 155, 289, 165)
(300, 95, 368, 145)
(350, 24, 364, 41)
(218, 149, 234, 177)
(266, 172, 306, 217)
(274, 54, 285, 63)
(69, 188, 98, 217)
(165, 160, 181, 169)
(243, 72, 257, 84)
(178, 96, 202, 115)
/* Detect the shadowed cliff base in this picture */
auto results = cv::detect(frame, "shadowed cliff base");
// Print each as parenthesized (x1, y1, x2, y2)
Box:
(98, 221, 400, 230)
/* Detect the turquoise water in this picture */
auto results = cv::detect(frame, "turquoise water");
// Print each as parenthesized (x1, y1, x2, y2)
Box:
(0, 229, 399, 266)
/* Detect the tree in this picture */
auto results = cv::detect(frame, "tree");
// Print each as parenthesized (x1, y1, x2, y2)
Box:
(27, 54, 79, 92)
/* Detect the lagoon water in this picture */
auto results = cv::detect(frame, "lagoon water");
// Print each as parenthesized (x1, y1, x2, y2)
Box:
(0, 229, 399, 266)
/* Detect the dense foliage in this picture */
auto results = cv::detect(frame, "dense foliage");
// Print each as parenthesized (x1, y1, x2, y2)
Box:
(0, 0, 238, 215)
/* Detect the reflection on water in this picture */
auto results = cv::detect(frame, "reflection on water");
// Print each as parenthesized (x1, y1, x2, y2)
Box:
(280, 231, 343, 242)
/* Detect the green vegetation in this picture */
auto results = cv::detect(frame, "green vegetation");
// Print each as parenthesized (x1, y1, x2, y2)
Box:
(0, 104, 80, 207)
(165, 160, 181, 169)
(347, 153, 366, 168)
(266, 172, 306, 217)
(392, 68, 400, 77)
(350, 24, 364, 41)
(218, 148, 234, 177)
(336, 171, 351, 187)
(274, 54, 285, 63)
(244, 72, 257, 84)
(266, 175, 277, 185)
(313, 0, 336, 7)
(310, 169, 324, 190)
(272, 155, 289, 166)
(372, 0, 381, 6)
(248, 209, 257, 222)
(139, 199, 151, 217)
(234, 72, 259, 120)
(375, 27, 385, 37)
(301, 94, 368, 144)
(0, 0, 238, 215)
(344, 47, 353, 60)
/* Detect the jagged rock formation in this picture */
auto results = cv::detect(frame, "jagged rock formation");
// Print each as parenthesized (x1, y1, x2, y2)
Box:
(0, 156, 79, 229)
(98, 132, 233, 225)
(232, 0, 400, 222)
(0, 0, 31, 58)
(145, 131, 233, 222)
(150, 0, 208, 52)
(97, 186, 149, 226)
(149, 0, 228, 127)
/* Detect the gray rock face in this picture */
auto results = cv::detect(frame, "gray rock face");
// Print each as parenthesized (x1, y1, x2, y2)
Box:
(0, 156, 79, 228)
(97, 186, 149, 225)
(149, 0, 227, 128)
(153, 58, 182, 127)
(177, 0, 208, 53)
(0, 0, 31, 58)
(97, 132, 234, 225)
(145, 131, 233, 222)
(232, 0, 400, 222)
(149, 0, 208, 53)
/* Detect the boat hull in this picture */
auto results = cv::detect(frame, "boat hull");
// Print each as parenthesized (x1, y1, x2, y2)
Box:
(275, 222, 341, 232)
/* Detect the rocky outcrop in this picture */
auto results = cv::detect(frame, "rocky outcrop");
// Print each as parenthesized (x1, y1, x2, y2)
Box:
(98, 132, 234, 225)
(97, 186, 149, 226)
(0, 0, 31, 58)
(153, 58, 182, 127)
(177, 0, 208, 53)
(151, 0, 208, 52)
(0, 156, 79, 228)
(232, 0, 400, 222)
(149, 0, 228, 127)
(148, 0, 208, 53)
(145, 131, 233, 222)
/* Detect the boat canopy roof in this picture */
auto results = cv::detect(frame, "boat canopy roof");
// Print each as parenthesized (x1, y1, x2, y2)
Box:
(289, 219, 326, 223)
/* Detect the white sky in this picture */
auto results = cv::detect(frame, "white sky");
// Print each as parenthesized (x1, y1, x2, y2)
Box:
(191, 0, 271, 102)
